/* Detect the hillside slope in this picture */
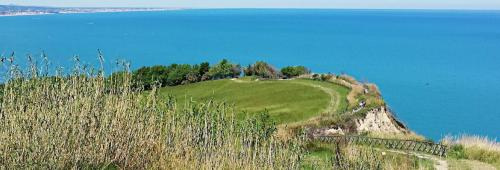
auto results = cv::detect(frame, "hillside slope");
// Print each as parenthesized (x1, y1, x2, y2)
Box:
(159, 78, 349, 124)
(159, 77, 409, 137)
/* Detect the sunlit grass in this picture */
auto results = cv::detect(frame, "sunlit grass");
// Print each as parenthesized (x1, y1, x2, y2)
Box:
(159, 79, 342, 124)
(0, 61, 303, 169)
(443, 134, 500, 169)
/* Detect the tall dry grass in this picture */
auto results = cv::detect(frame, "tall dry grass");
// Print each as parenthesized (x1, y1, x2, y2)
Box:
(443, 134, 500, 168)
(308, 142, 434, 170)
(442, 135, 500, 152)
(0, 59, 303, 169)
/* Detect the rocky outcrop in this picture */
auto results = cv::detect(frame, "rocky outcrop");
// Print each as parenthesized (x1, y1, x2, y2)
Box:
(355, 106, 408, 134)
(310, 106, 409, 137)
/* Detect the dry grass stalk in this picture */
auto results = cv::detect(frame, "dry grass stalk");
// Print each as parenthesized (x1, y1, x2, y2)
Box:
(0, 59, 303, 169)
(442, 135, 500, 152)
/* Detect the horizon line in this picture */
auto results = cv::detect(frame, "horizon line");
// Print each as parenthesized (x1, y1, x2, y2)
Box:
(2, 4, 500, 11)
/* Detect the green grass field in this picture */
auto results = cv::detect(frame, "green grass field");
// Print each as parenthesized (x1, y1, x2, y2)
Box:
(159, 78, 349, 124)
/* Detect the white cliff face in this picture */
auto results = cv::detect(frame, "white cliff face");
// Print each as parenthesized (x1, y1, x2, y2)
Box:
(355, 106, 408, 134)
(310, 106, 408, 138)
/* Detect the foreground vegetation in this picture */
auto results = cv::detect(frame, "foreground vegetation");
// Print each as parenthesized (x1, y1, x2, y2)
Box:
(0, 62, 303, 169)
(1, 54, 498, 169)
(302, 141, 435, 169)
(444, 135, 500, 169)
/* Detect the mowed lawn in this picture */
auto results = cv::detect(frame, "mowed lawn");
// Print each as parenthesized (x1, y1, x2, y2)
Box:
(159, 78, 349, 124)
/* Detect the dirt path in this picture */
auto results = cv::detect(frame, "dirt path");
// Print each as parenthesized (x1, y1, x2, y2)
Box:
(384, 149, 448, 170)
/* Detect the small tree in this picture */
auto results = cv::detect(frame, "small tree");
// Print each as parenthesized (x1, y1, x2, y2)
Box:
(199, 62, 210, 77)
(243, 64, 254, 76)
(166, 64, 192, 86)
(207, 59, 239, 80)
(132, 65, 170, 90)
(281, 66, 310, 78)
(321, 73, 334, 81)
(231, 64, 242, 78)
(245, 61, 279, 79)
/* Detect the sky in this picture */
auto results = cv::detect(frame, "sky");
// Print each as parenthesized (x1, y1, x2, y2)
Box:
(1, 0, 500, 10)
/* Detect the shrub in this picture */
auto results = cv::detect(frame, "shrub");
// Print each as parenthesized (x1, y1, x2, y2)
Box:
(198, 62, 210, 77)
(133, 65, 170, 89)
(165, 64, 193, 86)
(244, 61, 280, 79)
(448, 145, 467, 159)
(320, 73, 334, 81)
(312, 74, 321, 80)
(281, 66, 310, 78)
(132, 62, 212, 89)
(207, 59, 240, 80)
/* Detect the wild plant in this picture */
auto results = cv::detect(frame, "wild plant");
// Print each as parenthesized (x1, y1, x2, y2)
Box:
(0, 56, 303, 169)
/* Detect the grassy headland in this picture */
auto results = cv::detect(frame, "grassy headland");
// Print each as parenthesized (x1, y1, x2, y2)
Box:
(159, 78, 349, 124)
(1, 55, 498, 169)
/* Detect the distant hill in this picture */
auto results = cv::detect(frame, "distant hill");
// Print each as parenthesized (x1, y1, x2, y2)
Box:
(0, 5, 59, 15)
(0, 5, 174, 16)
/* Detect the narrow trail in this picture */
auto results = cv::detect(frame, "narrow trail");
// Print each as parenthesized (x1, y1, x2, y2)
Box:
(382, 149, 448, 170)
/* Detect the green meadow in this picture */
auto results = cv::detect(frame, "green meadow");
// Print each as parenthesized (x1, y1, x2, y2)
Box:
(159, 78, 350, 124)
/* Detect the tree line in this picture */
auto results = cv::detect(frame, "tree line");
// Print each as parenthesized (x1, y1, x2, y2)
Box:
(117, 59, 311, 90)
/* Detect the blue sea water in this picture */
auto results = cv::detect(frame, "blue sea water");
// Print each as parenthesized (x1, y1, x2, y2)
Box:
(0, 9, 499, 141)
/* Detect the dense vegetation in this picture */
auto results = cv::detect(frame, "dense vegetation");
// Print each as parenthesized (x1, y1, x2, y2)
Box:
(131, 60, 239, 90)
(2, 54, 498, 169)
(281, 66, 310, 78)
(131, 59, 309, 90)
(0, 62, 303, 169)
(444, 135, 500, 169)
(243, 61, 280, 79)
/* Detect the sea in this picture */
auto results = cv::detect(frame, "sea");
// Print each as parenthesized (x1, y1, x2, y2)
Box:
(0, 9, 499, 141)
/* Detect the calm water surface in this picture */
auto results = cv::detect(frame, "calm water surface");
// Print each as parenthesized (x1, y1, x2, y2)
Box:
(1, 9, 499, 140)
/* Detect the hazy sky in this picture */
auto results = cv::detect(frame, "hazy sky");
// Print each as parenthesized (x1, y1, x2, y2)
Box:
(1, 0, 500, 10)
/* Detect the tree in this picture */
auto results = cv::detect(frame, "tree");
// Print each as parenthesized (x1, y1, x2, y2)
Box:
(280, 66, 310, 78)
(199, 62, 210, 77)
(186, 64, 201, 84)
(133, 65, 170, 90)
(207, 59, 239, 80)
(231, 64, 242, 78)
(244, 64, 253, 76)
(244, 61, 279, 79)
(166, 64, 192, 86)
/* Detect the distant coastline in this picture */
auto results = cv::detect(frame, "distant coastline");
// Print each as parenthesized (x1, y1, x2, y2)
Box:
(0, 5, 182, 17)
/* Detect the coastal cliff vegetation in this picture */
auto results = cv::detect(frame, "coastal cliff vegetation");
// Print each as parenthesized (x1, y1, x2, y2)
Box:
(1, 54, 498, 169)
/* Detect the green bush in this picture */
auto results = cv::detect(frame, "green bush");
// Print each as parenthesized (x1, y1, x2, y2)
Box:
(207, 59, 240, 80)
(281, 66, 310, 78)
(131, 62, 213, 89)
(448, 144, 500, 167)
(448, 145, 467, 159)
(133, 65, 170, 89)
(165, 64, 193, 86)
(244, 61, 280, 79)
(321, 74, 334, 81)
